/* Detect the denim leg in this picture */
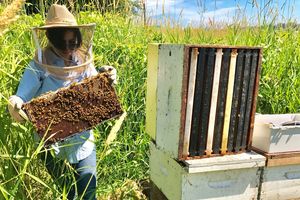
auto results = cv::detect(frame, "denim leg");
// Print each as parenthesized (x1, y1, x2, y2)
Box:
(40, 150, 76, 200)
(73, 148, 97, 200)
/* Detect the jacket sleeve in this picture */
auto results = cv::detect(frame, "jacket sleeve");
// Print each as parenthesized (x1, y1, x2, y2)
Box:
(16, 61, 42, 102)
(87, 63, 98, 77)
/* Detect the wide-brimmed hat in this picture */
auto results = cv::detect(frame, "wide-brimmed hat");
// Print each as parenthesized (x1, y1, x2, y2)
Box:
(30, 4, 96, 81)
(34, 4, 95, 29)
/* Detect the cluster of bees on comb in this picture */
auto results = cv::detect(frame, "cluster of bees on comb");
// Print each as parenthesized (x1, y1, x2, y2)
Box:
(22, 73, 123, 143)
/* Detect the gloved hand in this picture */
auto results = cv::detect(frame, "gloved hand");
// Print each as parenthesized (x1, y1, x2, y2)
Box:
(99, 65, 117, 84)
(7, 95, 27, 122)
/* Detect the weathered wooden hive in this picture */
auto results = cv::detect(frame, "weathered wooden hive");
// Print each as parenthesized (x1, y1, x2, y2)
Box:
(23, 73, 123, 143)
(146, 44, 263, 160)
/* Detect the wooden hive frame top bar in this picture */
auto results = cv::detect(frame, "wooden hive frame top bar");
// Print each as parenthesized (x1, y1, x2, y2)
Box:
(185, 44, 262, 50)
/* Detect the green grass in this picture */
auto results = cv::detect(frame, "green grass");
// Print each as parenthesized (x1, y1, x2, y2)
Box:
(0, 12, 155, 199)
(1, 6, 300, 200)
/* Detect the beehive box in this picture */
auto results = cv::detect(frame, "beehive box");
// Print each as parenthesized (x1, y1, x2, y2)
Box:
(22, 73, 123, 143)
(146, 44, 262, 160)
(252, 114, 300, 153)
(261, 164, 300, 200)
(256, 152, 300, 200)
(150, 142, 266, 200)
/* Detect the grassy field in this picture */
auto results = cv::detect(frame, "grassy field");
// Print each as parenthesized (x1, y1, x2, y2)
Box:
(1, 1, 300, 199)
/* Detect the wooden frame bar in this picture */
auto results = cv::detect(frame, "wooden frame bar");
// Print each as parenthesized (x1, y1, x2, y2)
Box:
(212, 48, 231, 154)
(206, 48, 223, 156)
(220, 49, 238, 154)
(189, 48, 207, 156)
(227, 49, 245, 152)
(183, 48, 199, 157)
(235, 50, 252, 151)
(198, 48, 215, 156)
(241, 50, 259, 150)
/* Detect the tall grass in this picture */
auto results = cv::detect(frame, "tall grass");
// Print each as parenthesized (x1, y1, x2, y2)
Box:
(0, 0, 25, 36)
(0, 10, 157, 199)
(0, 1, 300, 199)
(22, 0, 141, 17)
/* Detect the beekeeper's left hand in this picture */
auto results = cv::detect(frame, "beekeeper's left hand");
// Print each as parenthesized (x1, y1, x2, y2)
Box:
(7, 95, 27, 122)
(99, 65, 117, 84)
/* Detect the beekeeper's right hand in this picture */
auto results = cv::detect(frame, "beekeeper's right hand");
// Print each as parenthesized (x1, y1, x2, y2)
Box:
(99, 65, 117, 84)
(8, 95, 26, 122)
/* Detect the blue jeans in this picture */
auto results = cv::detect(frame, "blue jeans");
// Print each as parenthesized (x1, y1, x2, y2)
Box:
(41, 148, 97, 200)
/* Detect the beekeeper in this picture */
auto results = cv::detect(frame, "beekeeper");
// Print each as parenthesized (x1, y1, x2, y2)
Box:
(7, 4, 116, 200)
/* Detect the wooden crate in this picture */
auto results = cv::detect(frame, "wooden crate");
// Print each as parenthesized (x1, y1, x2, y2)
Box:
(22, 73, 123, 143)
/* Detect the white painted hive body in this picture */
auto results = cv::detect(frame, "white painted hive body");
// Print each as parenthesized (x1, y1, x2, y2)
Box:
(260, 164, 300, 200)
(150, 142, 265, 200)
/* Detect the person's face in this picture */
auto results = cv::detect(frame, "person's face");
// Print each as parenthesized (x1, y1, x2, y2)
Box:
(59, 30, 78, 58)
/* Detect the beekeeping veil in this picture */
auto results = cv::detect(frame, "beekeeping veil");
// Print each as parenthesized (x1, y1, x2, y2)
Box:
(32, 4, 96, 80)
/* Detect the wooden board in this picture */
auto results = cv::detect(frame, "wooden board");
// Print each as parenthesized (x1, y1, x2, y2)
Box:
(267, 156, 300, 167)
(213, 48, 230, 154)
(146, 44, 159, 141)
(252, 147, 300, 167)
(22, 73, 123, 143)
(206, 48, 223, 156)
(155, 44, 185, 159)
(189, 48, 207, 156)
(221, 49, 238, 154)
(183, 48, 198, 157)
(199, 48, 215, 156)
(241, 50, 259, 149)
(227, 49, 245, 152)
(235, 51, 251, 151)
